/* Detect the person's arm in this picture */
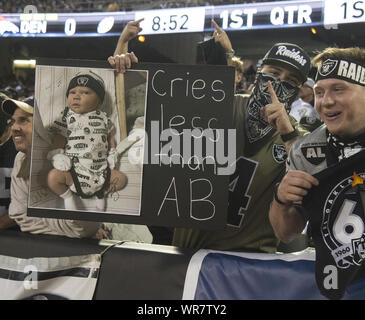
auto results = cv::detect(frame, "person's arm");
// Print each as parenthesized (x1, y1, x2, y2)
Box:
(52, 134, 67, 150)
(107, 131, 118, 169)
(47, 134, 71, 171)
(269, 199, 306, 244)
(108, 19, 143, 73)
(44, 218, 101, 238)
(269, 169, 319, 243)
(113, 18, 144, 56)
(9, 154, 99, 238)
(0, 123, 12, 145)
(211, 19, 234, 63)
(0, 213, 16, 229)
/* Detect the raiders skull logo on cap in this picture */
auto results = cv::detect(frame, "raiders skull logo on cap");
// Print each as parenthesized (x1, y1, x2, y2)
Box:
(76, 76, 89, 86)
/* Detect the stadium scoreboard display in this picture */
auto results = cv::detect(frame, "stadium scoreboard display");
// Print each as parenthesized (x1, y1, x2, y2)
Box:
(0, 0, 362, 38)
(324, 0, 365, 25)
(134, 7, 206, 34)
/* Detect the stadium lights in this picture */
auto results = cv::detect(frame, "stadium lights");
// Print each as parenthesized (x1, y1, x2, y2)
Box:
(138, 35, 146, 43)
(13, 59, 36, 69)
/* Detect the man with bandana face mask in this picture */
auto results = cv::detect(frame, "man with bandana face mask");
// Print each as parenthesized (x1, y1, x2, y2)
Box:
(172, 23, 311, 253)
(109, 22, 311, 252)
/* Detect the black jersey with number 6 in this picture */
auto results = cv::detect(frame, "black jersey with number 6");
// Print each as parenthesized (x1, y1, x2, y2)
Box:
(302, 150, 365, 300)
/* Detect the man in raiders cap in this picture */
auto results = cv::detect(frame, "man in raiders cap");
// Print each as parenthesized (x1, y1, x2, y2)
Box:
(173, 39, 312, 252)
(269, 47, 365, 299)
(1, 96, 101, 237)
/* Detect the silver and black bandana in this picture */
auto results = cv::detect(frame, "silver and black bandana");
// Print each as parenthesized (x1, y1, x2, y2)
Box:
(326, 130, 365, 165)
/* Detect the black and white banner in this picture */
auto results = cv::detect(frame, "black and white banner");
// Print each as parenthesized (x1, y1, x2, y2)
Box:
(1, 230, 364, 300)
(0, 254, 100, 300)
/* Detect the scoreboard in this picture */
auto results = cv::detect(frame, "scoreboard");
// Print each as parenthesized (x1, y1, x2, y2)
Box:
(0, 0, 361, 38)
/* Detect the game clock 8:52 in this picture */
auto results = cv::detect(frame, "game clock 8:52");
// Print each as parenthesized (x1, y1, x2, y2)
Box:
(135, 7, 206, 35)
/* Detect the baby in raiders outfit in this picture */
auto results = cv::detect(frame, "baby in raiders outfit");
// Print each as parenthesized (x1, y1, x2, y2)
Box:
(47, 70, 126, 211)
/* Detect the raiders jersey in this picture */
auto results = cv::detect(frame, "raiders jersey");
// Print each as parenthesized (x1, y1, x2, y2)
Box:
(287, 124, 328, 174)
(51, 108, 114, 197)
(289, 126, 365, 299)
(172, 94, 308, 253)
(301, 150, 365, 300)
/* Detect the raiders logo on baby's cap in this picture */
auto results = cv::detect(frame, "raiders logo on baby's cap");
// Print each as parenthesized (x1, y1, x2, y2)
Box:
(262, 43, 311, 84)
(77, 76, 89, 86)
(66, 71, 105, 102)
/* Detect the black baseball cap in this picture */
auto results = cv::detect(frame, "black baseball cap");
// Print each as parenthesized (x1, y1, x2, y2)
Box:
(66, 71, 105, 102)
(262, 43, 311, 84)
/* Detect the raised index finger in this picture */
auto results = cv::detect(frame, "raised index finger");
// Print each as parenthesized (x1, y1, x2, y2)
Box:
(211, 19, 222, 33)
(134, 18, 144, 25)
(267, 81, 280, 104)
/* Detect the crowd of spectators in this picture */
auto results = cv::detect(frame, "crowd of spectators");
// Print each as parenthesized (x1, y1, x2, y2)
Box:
(0, 0, 290, 14)
(0, 0, 103, 13)
(0, 75, 34, 101)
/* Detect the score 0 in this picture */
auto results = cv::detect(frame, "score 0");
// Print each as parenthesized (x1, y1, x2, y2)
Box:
(64, 18, 76, 36)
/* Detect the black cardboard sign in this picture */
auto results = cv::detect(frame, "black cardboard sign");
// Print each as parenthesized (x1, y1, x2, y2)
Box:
(28, 59, 235, 230)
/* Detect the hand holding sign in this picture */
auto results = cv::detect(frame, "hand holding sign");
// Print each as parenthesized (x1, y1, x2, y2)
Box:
(262, 81, 293, 134)
(108, 52, 138, 73)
